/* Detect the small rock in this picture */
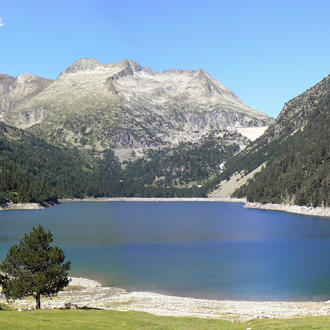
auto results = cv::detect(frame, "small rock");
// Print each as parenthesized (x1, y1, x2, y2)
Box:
(64, 302, 78, 309)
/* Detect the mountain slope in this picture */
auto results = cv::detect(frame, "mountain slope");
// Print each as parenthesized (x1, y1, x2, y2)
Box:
(224, 75, 330, 207)
(0, 122, 124, 203)
(0, 73, 52, 118)
(123, 131, 249, 189)
(0, 121, 220, 202)
(243, 97, 329, 206)
(3, 58, 273, 161)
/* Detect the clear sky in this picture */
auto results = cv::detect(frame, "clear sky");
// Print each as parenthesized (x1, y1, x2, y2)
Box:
(1, 0, 329, 118)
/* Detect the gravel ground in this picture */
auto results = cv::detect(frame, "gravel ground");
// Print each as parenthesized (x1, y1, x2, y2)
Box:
(1, 277, 329, 322)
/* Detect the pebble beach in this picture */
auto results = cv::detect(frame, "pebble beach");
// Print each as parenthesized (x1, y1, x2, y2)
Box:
(1, 277, 329, 322)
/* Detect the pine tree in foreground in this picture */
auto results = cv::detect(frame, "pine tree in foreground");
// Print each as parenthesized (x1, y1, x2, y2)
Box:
(0, 225, 71, 309)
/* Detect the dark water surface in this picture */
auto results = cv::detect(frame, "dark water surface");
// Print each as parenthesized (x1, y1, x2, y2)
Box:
(0, 201, 329, 300)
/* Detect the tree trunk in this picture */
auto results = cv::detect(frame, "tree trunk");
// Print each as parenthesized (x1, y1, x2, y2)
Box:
(35, 293, 41, 309)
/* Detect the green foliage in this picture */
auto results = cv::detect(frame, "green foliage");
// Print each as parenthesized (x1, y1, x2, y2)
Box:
(0, 225, 71, 309)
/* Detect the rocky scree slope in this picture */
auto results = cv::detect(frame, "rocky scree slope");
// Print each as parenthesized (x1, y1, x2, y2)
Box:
(3, 58, 273, 161)
(226, 75, 330, 207)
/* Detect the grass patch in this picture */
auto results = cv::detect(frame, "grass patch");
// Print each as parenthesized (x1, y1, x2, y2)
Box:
(0, 310, 329, 329)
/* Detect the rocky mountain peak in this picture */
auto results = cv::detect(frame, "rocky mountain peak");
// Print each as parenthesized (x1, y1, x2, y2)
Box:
(64, 58, 104, 74)
(16, 73, 40, 83)
(63, 58, 144, 76)
(108, 59, 143, 82)
(120, 58, 143, 72)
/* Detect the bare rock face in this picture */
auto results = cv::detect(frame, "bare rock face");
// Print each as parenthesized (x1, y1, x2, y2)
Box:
(0, 73, 52, 118)
(2, 59, 274, 159)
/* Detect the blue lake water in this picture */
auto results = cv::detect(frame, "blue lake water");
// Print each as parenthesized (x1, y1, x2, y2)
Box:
(0, 201, 329, 301)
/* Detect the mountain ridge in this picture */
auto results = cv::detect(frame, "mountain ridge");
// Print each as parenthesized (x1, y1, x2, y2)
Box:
(2, 58, 273, 161)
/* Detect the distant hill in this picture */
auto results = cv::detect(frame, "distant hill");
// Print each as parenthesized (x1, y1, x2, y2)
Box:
(224, 75, 330, 207)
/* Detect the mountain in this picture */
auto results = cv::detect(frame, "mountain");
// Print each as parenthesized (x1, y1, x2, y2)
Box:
(0, 73, 52, 118)
(0, 59, 277, 201)
(2, 60, 327, 206)
(215, 75, 329, 207)
(2, 58, 273, 161)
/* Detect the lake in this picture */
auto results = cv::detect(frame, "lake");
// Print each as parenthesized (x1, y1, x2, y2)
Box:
(0, 201, 329, 301)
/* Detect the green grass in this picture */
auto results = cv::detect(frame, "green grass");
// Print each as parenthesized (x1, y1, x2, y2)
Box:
(0, 310, 329, 329)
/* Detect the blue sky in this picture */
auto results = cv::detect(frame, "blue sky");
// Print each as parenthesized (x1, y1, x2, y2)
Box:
(0, 1, 329, 118)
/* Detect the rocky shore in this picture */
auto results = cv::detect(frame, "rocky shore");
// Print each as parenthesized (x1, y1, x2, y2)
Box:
(0, 202, 45, 211)
(1, 277, 329, 322)
(245, 202, 330, 218)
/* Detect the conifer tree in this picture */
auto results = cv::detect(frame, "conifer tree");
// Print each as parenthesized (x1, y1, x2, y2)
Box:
(0, 225, 71, 309)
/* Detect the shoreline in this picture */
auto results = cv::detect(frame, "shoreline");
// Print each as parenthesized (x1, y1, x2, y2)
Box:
(0, 198, 246, 212)
(1, 197, 329, 217)
(0, 202, 45, 212)
(59, 197, 246, 203)
(245, 202, 330, 218)
(2, 276, 329, 321)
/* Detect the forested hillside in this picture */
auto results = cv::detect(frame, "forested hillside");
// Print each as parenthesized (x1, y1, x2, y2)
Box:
(0, 123, 217, 204)
(231, 75, 330, 207)
(0, 123, 123, 204)
(0, 123, 84, 203)
(123, 132, 247, 188)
